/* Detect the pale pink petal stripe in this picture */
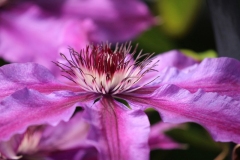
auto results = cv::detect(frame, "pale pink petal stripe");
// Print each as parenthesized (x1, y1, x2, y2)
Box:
(122, 84, 240, 143)
(0, 63, 83, 100)
(83, 97, 150, 160)
(0, 88, 97, 141)
(156, 57, 240, 99)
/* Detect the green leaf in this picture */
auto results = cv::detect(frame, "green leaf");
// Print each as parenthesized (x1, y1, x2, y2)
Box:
(133, 27, 176, 54)
(180, 49, 217, 61)
(157, 0, 202, 37)
(166, 123, 222, 151)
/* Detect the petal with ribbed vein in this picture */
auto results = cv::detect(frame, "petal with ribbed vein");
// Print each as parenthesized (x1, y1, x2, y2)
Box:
(122, 84, 240, 143)
(0, 63, 82, 101)
(156, 57, 240, 100)
(83, 97, 150, 160)
(0, 88, 97, 141)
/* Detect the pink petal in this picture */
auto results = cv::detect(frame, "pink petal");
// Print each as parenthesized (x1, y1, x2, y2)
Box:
(0, 2, 93, 74)
(0, 134, 22, 159)
(152, 50, 197, 71)
(62, 0, 155, 42)
(48, 146, 98, 160)
(155, 57, 240, 99)
(0, 0, 153, 74)
(149, 122, 185, 150)
(39, 112, 90, 151)
(0, 88, 97, 141)
(121, 84, 240, 143)
(83, 97, 150, 160)
(0, 63, 82, 100)
(138, 50, 197, 87)
(0, 112, 97, 160)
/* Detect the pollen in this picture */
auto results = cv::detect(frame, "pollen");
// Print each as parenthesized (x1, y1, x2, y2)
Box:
(56, 42, 158, 95)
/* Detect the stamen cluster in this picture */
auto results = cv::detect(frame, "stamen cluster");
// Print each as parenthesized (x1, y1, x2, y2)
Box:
(56, 42, 157, 95)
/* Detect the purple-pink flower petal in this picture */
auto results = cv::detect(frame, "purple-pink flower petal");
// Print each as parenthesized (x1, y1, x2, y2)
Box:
(62, 0, 155, 42)
(83, 97, 150, 160)
(0, 0, 154, 74)
(0, 63, 82, 100)
(0, 2, 91, 74)
(0, 88, 97, 141)
(41, 111, 98, 160)
(39, 112, 90, 151)
(48, 147, 98, 160)
(137, 50, 197, 87)
(152, 50, 197, 71)
(0, 134, 22, 159)
(156, 57, 240, 99)
(149, 122, 185, 150)
(121, 84, 240, 143)
(0, 112, 97, 160)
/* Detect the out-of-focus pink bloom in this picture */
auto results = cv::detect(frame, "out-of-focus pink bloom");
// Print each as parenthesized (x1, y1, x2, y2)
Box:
(0, 0, 154, 74)
(0, 113, 182, 159)
(1, 43, 240, 160)
(148, 122, 186, 150)
(0, 112, 97, 160)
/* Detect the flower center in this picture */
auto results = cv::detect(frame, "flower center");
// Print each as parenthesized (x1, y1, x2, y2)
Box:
(56, 42, 157, 95)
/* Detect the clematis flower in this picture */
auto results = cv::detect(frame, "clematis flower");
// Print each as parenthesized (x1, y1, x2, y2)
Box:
(0, 112, 98, 160)
(1, 43, 240, 160)
(0, 0, 154, 74)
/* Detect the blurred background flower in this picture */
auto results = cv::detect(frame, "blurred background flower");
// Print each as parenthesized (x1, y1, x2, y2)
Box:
(0, 112, 97, 160)
(0, 0, 154, 75)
